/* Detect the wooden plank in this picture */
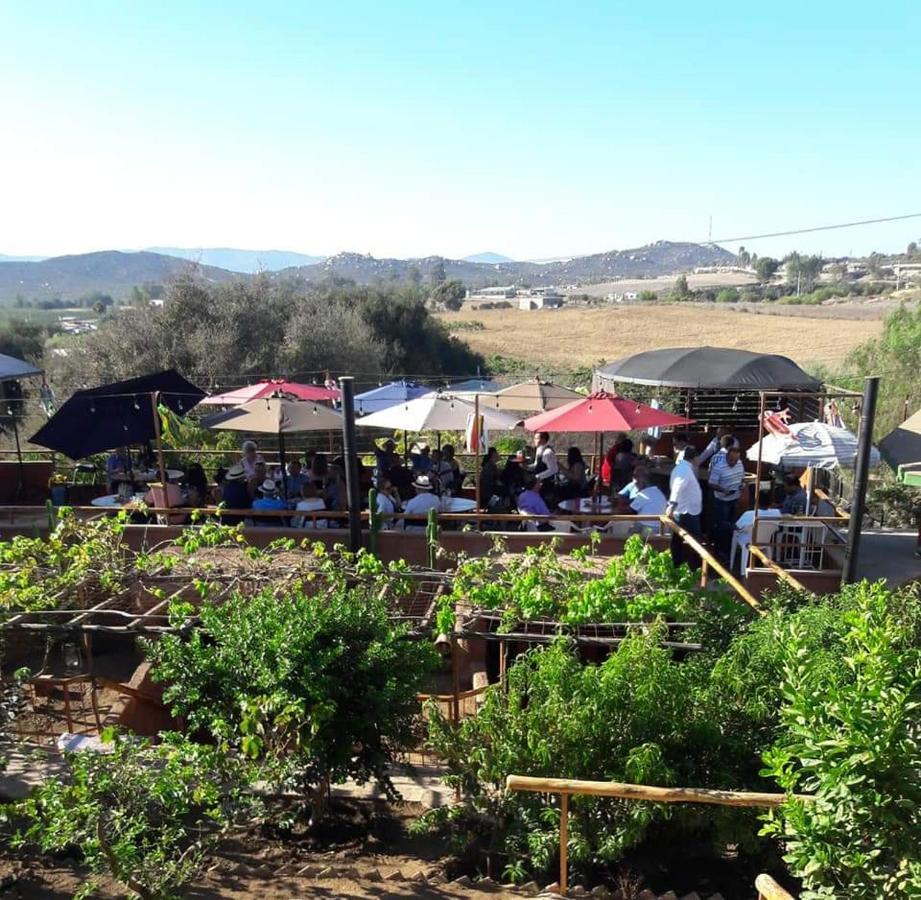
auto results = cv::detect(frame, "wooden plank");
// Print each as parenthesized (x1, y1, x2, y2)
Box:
(747, 544, 810, 592)
(755, 873, 796, 900)
(506, 775, 802, 808)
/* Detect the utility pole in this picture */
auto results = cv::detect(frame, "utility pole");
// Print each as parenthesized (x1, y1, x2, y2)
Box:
(338, 377, 363, 552)
(842, 376, 880, 585)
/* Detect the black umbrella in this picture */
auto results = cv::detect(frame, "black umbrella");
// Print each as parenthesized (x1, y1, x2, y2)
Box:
(0, 353, 44, 497)
(29, 370, 205, 461)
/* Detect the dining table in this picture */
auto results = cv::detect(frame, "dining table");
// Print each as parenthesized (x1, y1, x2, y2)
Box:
(557, 496, 614, 514)
(440, 496, 477, 513)
(90, 493, 148, 508)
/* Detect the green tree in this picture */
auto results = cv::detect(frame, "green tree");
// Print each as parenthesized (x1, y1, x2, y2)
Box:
(783, 253, 823, 291)
(755, 257, 780, 282)
(430, 278, 466, 311)
(673, 274, 690, 298)
(867, 251, 883, 277)
(737, 245, 751, 267)
(716, 287, 740, 303)
(905, 241, 918, 259)
(429, 259, 447, 284)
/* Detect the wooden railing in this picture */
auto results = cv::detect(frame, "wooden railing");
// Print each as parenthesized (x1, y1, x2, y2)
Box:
(756, 874, 796, 900)
(506, 774, 802, 897)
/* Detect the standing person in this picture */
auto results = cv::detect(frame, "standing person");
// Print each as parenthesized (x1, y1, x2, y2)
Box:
(529, 431, 559, 491)
(672, 433, 691, 463)
(699, 428, 739, 467)
(600, 432, 626, 489)
(240, 440, 262, 479)
(374, 439, 395, 485)
(708, 445, 746, 555)
(284, 459, 308, 497)
(665, 445, 703, 566)
(401, 474, 440, 531)
(441, 445, 463, 494)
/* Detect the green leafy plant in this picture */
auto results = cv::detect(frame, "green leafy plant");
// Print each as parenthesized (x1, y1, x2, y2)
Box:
(761, 581, 921, 899)
(12, 731, 255, 900)
(146, 582, 437, 819)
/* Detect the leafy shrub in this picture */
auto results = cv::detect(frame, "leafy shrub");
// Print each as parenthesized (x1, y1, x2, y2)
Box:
(761, 581, 921, 898)
(439, 535, 726, 632)
(715, 288, 739, 303)
(13, 732, 254, 900)
(147, 582, 437, 813)
(422, 630, 765, 883)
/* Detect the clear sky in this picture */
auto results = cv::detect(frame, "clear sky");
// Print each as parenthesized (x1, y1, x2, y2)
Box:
(1, 1, 919, 261)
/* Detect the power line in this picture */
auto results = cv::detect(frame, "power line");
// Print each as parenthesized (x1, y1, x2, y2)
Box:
(709, 211, 921, 245)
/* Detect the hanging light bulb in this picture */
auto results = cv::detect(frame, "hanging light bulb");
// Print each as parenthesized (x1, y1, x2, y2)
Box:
(177, 400, 183, 412)
(732, 396, 739, 413)
(133, 395, 140, 410)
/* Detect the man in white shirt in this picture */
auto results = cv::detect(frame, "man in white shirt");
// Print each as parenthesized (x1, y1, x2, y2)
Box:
(666, 445, 703, 566)
(530, 431, 559, 489)
(402, 474, 440, 531)
(708, 445, 746, 555)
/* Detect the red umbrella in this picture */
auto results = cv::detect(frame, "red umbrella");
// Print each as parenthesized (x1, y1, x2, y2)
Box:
(523, 391, 694, 432)
(200, 379, 339, 406)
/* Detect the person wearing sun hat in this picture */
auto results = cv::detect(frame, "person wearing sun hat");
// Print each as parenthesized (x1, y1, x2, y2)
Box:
(217, 463, 251, 523)
(401, 473, 440, 531)
(252, 477, 288, 526)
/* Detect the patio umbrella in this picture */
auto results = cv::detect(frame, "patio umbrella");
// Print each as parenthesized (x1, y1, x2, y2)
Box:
(746, 421, 880, 470)
(484, 379, 583, 412)
(29, 370, 205, 461)
(201, 394, 343, 498)
(0, 352, 44, 496)
(200, 378, 339, 405)
(523, 391, 695, 433)
(354, 380, 428, 416)
(879, 409, 921, 486)
(355, 394, 521, 432)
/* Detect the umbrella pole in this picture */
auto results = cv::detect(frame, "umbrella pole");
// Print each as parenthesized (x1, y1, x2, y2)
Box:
(474, 394, 481, 512)
(150, 392, 167, 487)
(596, 431, 602, 496)
(339, 377, 363, 553)
(752, 391, 766, 558)
(279, 431, 288, 501)
(843, 376, 879, 585)
(12, 412, 24, 500)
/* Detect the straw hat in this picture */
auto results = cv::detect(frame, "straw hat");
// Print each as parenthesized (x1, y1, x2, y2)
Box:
(413, 474, 435, 491)
(226, 464, 246, 481)
(260, 478, 278, 494)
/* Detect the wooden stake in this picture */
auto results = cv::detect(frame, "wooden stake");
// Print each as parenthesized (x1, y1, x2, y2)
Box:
(559, 792, 569, 896)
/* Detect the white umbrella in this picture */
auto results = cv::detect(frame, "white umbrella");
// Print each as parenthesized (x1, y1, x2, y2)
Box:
(482, 379, 583, 412)
(355, 394, 521, 432)
(746, 421, 880, 470)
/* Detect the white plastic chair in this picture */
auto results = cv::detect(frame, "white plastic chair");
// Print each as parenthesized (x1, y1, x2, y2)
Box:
(775, 522, 825, 569)
(731, 517, 781, 574)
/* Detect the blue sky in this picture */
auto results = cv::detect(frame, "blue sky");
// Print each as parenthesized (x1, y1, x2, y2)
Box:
(1, 1, 919, 260)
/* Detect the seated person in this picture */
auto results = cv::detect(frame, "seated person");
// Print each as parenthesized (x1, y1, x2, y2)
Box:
(558, 447, 588, 500)
(441, 445, 464, 493)
(284, 459, 309, 498)
(627, 471, 667, 518)
(249, 460, 269, 498)
(502, 454, 526, 498)
(374, 476, 401, 529)
(182, 463, 210, 508)
(401, 474, 440, 531)
(388, 454, 414, 501)
(479, 448, 505, 509)
(252, 478, 288, 525)
(735, 496, 783, 532)
(616, 464, 646, 505)
(293, 482, 328, 528)
(106, 446, 133, 492)
(516, 474, 550, 517)
(780, 475, 808, 515)
(218, 464, 252, 523)
(373, 440, 395, 484)
(142, 479, 185, 524)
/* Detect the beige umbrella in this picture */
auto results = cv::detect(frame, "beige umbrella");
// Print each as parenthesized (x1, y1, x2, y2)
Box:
(201, 394, 343, 497)
(483, 379, 583, 412)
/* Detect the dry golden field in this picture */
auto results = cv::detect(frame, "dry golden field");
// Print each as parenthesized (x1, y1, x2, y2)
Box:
(440, 303, 885, 370)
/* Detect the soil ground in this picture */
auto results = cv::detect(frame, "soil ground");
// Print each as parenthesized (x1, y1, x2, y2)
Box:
(440, 302, 885, 370)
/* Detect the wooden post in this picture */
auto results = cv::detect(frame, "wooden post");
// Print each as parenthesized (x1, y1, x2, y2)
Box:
(450, 636, 460, 725)
(753, 391, 766, 531)
(699, 557, 708, 589)
(474, 393, 481, 510)
(559, 792, 569, 896)
(150, 392, 168, 488)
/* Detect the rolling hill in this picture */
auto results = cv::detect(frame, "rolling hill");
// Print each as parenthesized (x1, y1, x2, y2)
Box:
(0, 251, 237, 303)
(146, 247, 325, 273)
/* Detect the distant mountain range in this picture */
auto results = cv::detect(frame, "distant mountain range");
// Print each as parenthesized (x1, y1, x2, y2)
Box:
(0, 241, 736, 303)
(146, 247, 325, 273)
(462, 251, 514, 264)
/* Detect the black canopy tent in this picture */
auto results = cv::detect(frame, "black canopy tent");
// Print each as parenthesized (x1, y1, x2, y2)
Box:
(593, 347, 823, 427)
(29, 371, 205, 467)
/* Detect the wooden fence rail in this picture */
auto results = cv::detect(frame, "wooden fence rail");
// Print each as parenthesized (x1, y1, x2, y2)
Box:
(505, 774, 805, 897)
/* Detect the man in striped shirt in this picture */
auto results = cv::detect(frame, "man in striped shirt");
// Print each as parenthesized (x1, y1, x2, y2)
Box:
(708, 445, 746, 555)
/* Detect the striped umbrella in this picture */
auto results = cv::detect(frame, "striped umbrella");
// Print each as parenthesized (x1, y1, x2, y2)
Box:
(746, 421, 880, 470)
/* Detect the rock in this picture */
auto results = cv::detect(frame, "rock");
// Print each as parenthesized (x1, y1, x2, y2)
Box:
(519, 882, 541, 895)
(478, 876, 498, 889)
(365, 869, 383, 882)
(570, 887, 588, 897)
(295, 864, 318, 878)
(680, 894, 701, 900)
(314, 866, 334, 879)
(707, 895, 725, 900)
(659, 893, 679, 900)
(542, 882, 561, 895)
(410, 870, 427, 883)
(428, 872, 447, 884)
(592, 887, 613, 899)
(385, 870, 403, 881)
(638, 891, 657, 900)
(453, 875, 475, 887)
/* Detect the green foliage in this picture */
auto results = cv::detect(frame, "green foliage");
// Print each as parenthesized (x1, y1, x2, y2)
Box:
(423, 631, 764, 882)
(430, 278, 467, 311)
(438, 535, 722, 632)
(147, 581, 437, 803)
(761, 582, 921, 899)
(671, 274, 690, 299)
(754, 257, 780, 282)
(12, 731, 255, 900)
(638, 290, 658, 301)
(783, 253, 824, 290)
(715, 287, 739, 303)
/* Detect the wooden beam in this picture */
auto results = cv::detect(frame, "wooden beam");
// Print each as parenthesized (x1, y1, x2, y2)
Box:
(747, 544, 810, 592)
(506, 775, 802, 808)
(756, 874, 796, 900)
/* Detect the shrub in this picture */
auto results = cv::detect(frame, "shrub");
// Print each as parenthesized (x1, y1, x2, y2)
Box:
(715, 288, 739, 303)
(761, 581, 921, 898)
(147, 583, 437, 815)
(13, 732, 254, 900)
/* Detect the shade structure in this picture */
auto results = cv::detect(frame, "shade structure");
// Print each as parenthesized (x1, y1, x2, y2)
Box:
(354, 380, 428, 416)
(485, 379, 583, 412)
(746, 421, 880, 470)
(29, 370, 204, 460)
(594, 347, 821, 391)
(356, 394, 521, 432)
(0, 353, 42, 382)
(200, 379, 339, 405)
(445, 377, 501, 394)
(200, 394, 342, 433)
(523, 391, 695, 433)
(879, 409, 921, 486)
